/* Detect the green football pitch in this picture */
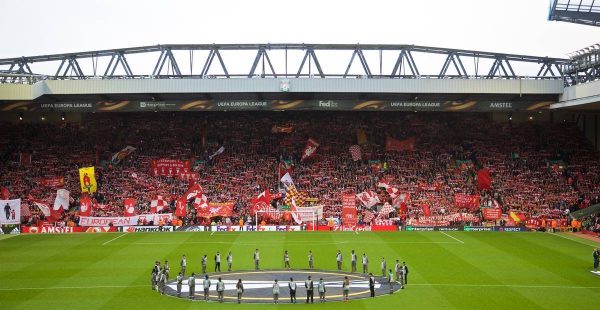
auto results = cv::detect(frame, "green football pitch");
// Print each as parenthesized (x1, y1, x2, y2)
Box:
(1, 231, 599, 309)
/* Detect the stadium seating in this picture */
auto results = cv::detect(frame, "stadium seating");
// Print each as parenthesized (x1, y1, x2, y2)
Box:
(1, 112, 599, 227)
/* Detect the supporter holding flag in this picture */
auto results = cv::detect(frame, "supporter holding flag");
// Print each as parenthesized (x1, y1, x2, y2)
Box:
(301, 138, 319, 162)
(124, 198, 136, 216)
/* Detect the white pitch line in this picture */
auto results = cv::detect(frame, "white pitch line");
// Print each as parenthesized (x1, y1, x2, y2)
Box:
(130, 241, 457, 246)
(0, 284, 147, 291)
(2, 283, 599, 292)
(410, 283, 600, 289)
(102, 233, 128, 246)
(440, 231, 464, 244)
(550, 233, 597, 248)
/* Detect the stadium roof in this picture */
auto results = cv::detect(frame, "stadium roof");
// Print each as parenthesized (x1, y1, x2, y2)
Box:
(549, 0, 600, 26)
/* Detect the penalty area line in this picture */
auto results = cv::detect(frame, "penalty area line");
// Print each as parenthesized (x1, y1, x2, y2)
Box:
(440, 231, 464, 244)
(102, 233, 128, 246)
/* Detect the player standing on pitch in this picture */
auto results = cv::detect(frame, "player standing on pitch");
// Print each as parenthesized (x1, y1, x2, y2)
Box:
(201, 254, 207, 274)
(308, 250, 314, 269)
(402, 262, 409, 285)
(272, 279, 280, 304)
(216, 277, 225, 303)
(362, 253, 369, 274)
(318, 277, 326, 302)
(351, 250, 357, 272)
(203, 274, 211, 301)
(227, 251, 233, 271)
(593, 248, 599, 270)
(368, 273, 375, 297)
(236, 279, 244, 304)
(381, 257, 387, 277)
(180, 255, 186, 277)
(305, 275, 314, 303)
(342, 276, 350, 302)
(336, 250, 343, 270)
(188, 272, 196, 299)
(254, 249, 260, 270)
(284, 250, 291, 269)
(288, 277, 297, 303)
(176, 272, 183, 297)
(214, 251, 221, 272)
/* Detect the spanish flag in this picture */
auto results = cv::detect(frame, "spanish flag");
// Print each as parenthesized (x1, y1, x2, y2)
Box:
(79, 166, 97, 193)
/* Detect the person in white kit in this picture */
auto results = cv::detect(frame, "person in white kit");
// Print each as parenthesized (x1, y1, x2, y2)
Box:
(254, 249, 260, 270)
(351, 250, 357, 273)
(272, 279, 280, 304)
(336, 250, 343, 270)
(381, 257, 387, 277)
(284, 250, 291, 269)
(202, 274, 211, 301)
(227, 251, 233, 271)
(214, 251, 221, 272)
(362, 253, 369, 274)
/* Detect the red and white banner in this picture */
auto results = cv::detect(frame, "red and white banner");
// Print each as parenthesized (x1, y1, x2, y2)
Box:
(150, 195, 168, 213)
(349, 145, 362, 161)
(341, 193, 357, 227)
(385, 137, 415, 152)
(379, 202, 395, 217)
(150, 159, 191, 177)
(175, 197, 187, 217)
(251, 190, 272, 215)
(29, 196, 51, 217)
(79, 196, 92, 216)
(196, 202, 234, 218)
(183, 183, 203, 201)
(300, 138, 319, 162)
(79, 216, 138, 227)
(39, 177, 65, 188)
(123, 198, 136, 217)
(79, 214, 173, 227)
(483, 208, 502, 220)
(193, 194, 209, 211)
(137, 213, 173, 225)
(356, 190, 380, 208)
(178, 172, 200, 182)
(454, 194, 480, 209)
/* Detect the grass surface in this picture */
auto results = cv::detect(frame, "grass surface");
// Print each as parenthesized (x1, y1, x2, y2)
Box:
(0, 231, 599, 309)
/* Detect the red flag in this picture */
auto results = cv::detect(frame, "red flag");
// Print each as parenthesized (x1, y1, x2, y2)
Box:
(79, 196, 92, 216)
(0, 186, 9, 200)
(356, 190, 380, 208)
(193, 194, 209, 212)
(251, 190, 272, 215)
(300, 138, 320, 162)
(421, 204, 431, 217)
(175, 198, 187, 217)
(385, 137, 415, 152)
(289, 198, 303, 224)
(477, 168, 491, 190)
(29, 196, 51, 217)
(124, 198, 136, 216)
(183, 183, 203, 201)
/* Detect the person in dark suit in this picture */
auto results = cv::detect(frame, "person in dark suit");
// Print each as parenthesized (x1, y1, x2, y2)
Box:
(594, 248, 599, 269)
(368, 273, 375, 297)
(402, 262, 409, 284)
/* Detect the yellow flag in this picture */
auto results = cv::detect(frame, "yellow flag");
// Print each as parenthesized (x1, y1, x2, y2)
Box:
(79, 166, 97, 193)
(356, 128, 367, 145)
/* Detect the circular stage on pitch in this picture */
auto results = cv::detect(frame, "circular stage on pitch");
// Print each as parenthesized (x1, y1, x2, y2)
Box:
(164, 269, 402, 303)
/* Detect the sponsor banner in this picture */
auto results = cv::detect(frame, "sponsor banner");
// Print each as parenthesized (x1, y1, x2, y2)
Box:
(494, 226, 529, 232)
(79, 216, 138, 227)
(150, 159, 191, 177)
(175, 226, 206, 232)
(39, 177, 65, 188)
(122, 226, 174, 232)
(341, 193, 357, 227)
(1, 224, 20, 234)
(0, 100, 554, 112)
(21, 226, 84, 234)
(257, 225, 277, 231)
(483, 208, 502, 220)
(0, 199, 21, 225)
(463, 226, 494, 232)
(82, 226, 119, 233)
(404, 226, 464, 231)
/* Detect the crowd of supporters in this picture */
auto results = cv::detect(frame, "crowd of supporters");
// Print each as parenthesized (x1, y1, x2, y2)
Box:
(1, 112, 599, 227)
